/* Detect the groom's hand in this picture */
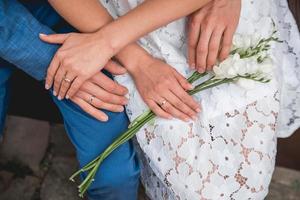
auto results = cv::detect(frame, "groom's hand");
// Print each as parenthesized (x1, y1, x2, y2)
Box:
(70, 61, 129, 122)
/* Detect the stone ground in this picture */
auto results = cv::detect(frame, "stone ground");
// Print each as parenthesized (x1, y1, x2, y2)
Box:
(0, 116, 299, 200)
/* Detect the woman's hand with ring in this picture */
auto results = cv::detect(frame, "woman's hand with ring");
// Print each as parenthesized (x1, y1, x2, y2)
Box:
(128, 57, 201, 121)
(40, 31, 114, 100)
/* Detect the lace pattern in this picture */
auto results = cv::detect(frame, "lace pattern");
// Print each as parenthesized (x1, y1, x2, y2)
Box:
(99, 0, 300, 199)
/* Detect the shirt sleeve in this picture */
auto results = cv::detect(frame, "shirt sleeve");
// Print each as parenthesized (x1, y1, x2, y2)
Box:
(0, 0, 59, 81)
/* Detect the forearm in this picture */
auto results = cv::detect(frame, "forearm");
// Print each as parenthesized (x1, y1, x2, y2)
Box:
(48, 0, 111, 33)
(99, 0, 212, 54)
(48, 0, 152, 72)
(0, 0, 58, 81)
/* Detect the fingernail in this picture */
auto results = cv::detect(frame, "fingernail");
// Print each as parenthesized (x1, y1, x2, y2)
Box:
(192, 116, 198, 121)
(124, 98, 129, 104)
(196, 108, 201, 113)
(45, 84, 50, 90)
(66, 95, 70, 99)
(58, 96, 62, 100)
(39, 33, 47, 37)
(103, 116, 109, 122)
(198, 68, 204, 73)
(188, 84, 194, 89)
(184, 118, 190, 122)
(190, 63, 196, 69)
(53, 91, 57, 96)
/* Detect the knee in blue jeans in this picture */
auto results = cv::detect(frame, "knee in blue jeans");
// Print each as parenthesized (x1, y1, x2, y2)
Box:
(78, 144, 140, 200)
(53, 99, 140, 199)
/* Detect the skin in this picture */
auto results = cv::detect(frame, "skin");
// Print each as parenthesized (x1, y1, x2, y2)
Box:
(45, 0, 201, 121)
(72, 61, 129, 121)
(188, 0, 241, 72)
(126, 58, 200, 122)
(41, 0, 212, 101)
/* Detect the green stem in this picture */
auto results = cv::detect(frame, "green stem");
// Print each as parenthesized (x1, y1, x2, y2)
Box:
(71, 74, 240, 198)
(187, 72, 208, 84)
(189, 78, 235, 95)
(76, 112, 156, 196)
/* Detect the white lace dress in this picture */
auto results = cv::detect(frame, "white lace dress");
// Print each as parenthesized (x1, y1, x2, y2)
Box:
(100, 0, 300, 199)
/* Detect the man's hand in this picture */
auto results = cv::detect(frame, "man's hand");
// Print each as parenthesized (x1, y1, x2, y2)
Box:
(40, 32, 114, 100)
(128, 57, 201, 122)
(188, 0, 241, 72)
(70, 61, 128, 122)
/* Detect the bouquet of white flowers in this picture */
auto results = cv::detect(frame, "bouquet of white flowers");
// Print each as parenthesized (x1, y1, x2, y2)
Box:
(70, 29, 281, 197)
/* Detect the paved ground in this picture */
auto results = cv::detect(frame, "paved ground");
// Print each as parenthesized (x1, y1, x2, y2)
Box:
(0, 116, 299, 200)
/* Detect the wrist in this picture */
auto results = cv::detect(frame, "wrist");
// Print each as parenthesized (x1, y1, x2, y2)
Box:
(94, 28, 119, 57)
(126, 53, 153, 76)
(95, 22, 125, 56)
(115, 45, 154, 76)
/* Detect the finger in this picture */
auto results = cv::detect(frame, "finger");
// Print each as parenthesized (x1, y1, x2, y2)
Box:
(170, 82, 201, 114)
(165, 89, 198, 120)
(219, 28, 235, 61)
(146, 100, 172, 119)
(81, 82, 128, 105)
(206, 28, 225, 70)
(45, 53, 61, 90)
(196, 28, 213, 73)
(66, 77, 85, 98)
(91, 72, 128, 96)
(161, 91, 191, 121)
(172, 70, 193, 91)
(104, 60, 127, 75)
(71, 96, 109, 122)
(53, 67, 66, 97)
(58, 72, 76, 100)
(39, 33, 70, 44)
(76, 91, 124, 112)
(188, 16, 202, 69)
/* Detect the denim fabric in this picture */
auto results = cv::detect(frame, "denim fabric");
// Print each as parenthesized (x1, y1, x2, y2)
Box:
(0, 0, 59, 81)
(0, 66, 12, 134)
(0, 1, 140, 199)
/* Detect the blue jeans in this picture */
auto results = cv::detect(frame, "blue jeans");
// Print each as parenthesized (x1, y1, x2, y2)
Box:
(0, 2, 140, 200)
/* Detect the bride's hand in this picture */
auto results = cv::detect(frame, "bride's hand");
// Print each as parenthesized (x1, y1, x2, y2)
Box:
(128, 58, 201, 121)
(187, 0, 241, 72)
(40, 32, 114, 100)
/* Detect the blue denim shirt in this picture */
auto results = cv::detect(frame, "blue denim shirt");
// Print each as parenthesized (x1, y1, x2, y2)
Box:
(0, 0, 59, 80)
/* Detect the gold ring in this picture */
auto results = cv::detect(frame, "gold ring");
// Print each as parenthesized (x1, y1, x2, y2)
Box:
(159, 100, 167, 107)
(63, 77, 72, 83)
(89, 95, 96, 104)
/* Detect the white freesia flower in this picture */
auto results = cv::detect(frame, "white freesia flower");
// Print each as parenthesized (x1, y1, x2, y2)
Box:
(233, 33, 261, 49)
(259, 57, 273, 74)
(213, 53, 258, 79)
(213, 53, 273, 84)
(213, 53, 243, 79)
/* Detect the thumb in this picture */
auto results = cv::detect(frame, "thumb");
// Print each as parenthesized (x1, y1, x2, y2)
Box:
(104, 60, 127, 75)
(39, 33, 70, 44)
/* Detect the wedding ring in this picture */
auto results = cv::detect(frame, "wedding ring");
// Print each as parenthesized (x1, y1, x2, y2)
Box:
(159, 100, 167, 107)
(89, 95, 96, 104)
(63, 77, 72, 83)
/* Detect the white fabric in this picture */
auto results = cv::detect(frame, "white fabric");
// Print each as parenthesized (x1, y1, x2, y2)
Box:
(100, 0, 300, 199)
